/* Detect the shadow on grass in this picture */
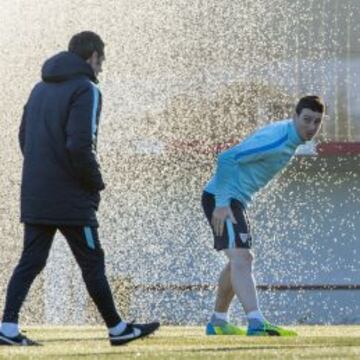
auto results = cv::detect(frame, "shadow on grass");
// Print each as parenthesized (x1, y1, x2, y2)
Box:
(41, 337, 106, 343)
(27, 341, 360, 358)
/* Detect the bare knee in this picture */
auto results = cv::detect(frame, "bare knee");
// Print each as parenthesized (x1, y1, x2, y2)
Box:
(245, 250, 254, 263)
(224, 261, 231, 273)
(227, 249, 254, 271)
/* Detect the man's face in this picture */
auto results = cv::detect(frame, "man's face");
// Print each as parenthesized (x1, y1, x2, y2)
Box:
(293, 108, 323, 141)
(87, 51, 105, 77)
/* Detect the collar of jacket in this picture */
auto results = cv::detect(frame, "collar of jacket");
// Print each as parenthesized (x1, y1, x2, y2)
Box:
(288, 119, 306, 147)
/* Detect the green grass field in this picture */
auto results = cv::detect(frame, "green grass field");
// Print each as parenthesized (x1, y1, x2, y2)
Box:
(2, 326, 360, 359)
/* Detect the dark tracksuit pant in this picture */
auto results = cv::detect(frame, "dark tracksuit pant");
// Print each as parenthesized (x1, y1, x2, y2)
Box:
(2, 224, 121, 328)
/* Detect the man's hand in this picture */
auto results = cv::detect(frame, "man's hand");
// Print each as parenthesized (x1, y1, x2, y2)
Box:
(211, 206, 237, 236)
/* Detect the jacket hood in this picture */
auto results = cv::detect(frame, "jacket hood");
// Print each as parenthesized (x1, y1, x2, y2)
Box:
(42, 51, 98, 83)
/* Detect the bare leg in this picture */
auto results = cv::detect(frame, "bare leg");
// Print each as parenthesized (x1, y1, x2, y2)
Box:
(214, 262, 235, 313)
(224, 248, 259, 314)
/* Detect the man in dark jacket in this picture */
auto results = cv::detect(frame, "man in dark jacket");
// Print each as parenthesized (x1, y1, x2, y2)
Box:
(0, 31, 159, 346)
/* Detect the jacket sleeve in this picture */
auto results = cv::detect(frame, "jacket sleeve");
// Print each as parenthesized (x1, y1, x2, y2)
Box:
(65, 83, 105, 193)
(18, 105, 27, 155)
(214, 124, 288, 207)
(230, 123, 289, 165)
(213, 154, 236, 207)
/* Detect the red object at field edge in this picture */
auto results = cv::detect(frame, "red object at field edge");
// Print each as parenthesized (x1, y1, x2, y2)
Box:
(316, 142, 360, 156)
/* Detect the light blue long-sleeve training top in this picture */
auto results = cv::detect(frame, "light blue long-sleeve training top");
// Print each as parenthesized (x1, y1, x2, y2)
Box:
(204, 119, 305, 208)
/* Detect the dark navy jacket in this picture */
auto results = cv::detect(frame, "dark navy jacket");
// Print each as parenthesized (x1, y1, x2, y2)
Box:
(19, 51, 105, 227)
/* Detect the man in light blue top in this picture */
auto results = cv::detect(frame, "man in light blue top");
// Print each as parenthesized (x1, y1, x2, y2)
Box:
(202, 96, 325, 336)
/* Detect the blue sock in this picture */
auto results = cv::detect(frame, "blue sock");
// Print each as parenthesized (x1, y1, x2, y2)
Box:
(210, 314, 228, 327)
(0, 322, 19, 337)
(109, 321, 127, 336)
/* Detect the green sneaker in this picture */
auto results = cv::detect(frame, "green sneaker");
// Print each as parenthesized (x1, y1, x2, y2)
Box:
(247, 320, 297, 336)
(206, 322, 247, 335)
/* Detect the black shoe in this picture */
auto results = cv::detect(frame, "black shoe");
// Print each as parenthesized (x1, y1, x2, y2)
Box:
(0, 331, 40, 346)
(109, 321, 160, 346)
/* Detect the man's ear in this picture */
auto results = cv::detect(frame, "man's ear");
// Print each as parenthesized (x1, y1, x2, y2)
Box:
(86, 51, 98, 64)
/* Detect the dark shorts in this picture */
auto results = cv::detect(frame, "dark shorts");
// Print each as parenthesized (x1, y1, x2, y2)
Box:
(201, 191, 252, 250)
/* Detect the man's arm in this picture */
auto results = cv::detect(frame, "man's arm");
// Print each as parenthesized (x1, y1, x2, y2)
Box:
(213, 153, 236, 207)
(18, 105, 27, 155)
(214, 123, 288, 207)
(66, 83, 105, 193)
(232, 131, 288, 164)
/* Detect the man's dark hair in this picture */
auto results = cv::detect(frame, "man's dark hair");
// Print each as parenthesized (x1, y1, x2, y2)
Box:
(68, 31, 105, 60)
(296, 95, 325, 115)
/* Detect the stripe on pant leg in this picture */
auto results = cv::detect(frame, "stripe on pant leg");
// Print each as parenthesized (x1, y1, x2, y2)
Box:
(226, 219, 236, 249)
(84, 227, 95, 250)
